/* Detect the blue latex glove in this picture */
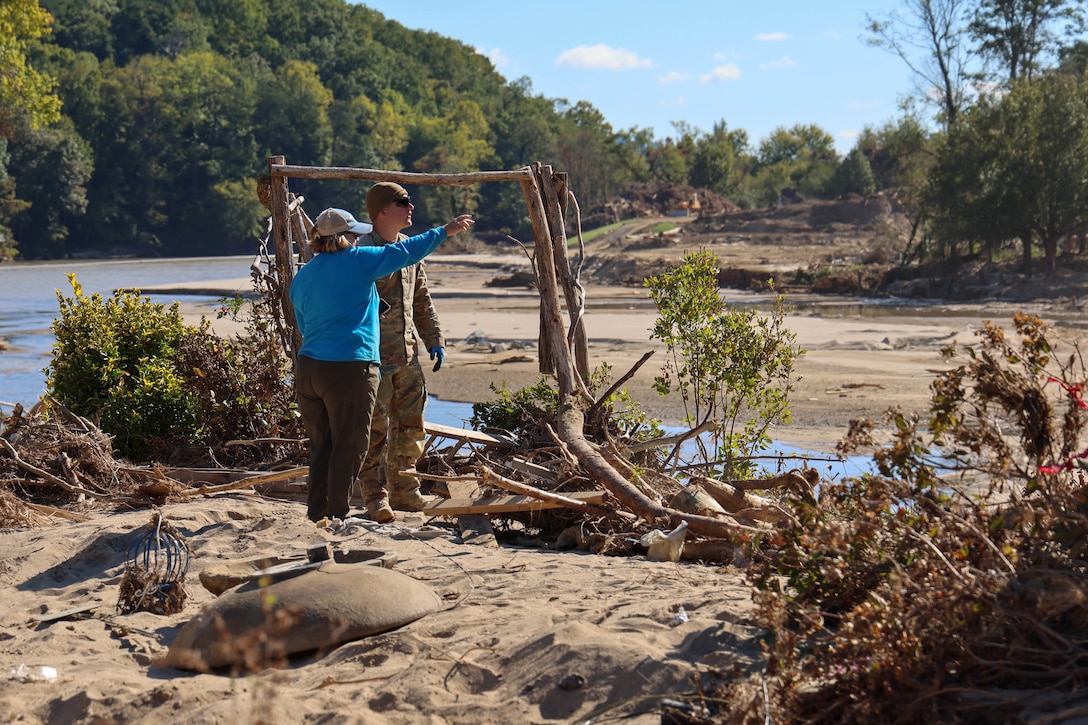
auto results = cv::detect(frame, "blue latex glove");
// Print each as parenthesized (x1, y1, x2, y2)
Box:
(429, 346, 444, 372)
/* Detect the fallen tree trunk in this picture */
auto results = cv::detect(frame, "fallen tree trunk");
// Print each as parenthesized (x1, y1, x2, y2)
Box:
(477, 464, 628, 519)
(558, 403, 767, 539)
(688, 476, 796, 525)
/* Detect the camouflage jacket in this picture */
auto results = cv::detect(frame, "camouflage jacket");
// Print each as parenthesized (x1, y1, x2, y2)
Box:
(360, 229, 444, 368)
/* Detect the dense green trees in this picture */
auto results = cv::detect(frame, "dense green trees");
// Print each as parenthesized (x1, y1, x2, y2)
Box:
(689, 122, 749, 200)
(3, 0, 866, 260)
(0, 0, 63, 135)
(751, 124, 840, 205)
(866, 0, 1088, 276)
(3, 0, 1088, 275)
(928, 72, 1088, 274)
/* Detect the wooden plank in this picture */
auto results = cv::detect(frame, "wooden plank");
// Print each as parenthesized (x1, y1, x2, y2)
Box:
(423, 490, 605, 517)
(155, 467, 308, 492)
(24, 502, 90, 521)
(423, 421, 516, 447)
(35, 602, 100, 624)
(447, 481, 497, 547)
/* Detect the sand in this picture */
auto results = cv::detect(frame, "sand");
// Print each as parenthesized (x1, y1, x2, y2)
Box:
(0, 500, 759, 724)
(3, 253, 1081, 723)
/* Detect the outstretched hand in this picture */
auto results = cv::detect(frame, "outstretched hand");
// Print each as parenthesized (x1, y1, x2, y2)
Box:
(444, 215, 475, 237)
(429, 346, 444, 372)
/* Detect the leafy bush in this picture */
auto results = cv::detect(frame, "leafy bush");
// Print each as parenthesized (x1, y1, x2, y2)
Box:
(47, 274, 301, 464)
(470, 377, 559, 443)
(644, 250, 804, 478)
(470, 362, 662, 446)
(48, 274, 198, 460)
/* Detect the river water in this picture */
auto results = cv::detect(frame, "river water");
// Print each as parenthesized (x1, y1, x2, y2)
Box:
(0, 256, 869, 478)
(0, 256, 258, 407)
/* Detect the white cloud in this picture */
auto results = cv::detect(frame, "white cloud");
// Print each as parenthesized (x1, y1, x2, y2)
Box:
(664, 96, 686, 107)
(700, 63, 742, 84)
(756, 32, 791, 42)
(555, 44, 653, 70)
(477, 46, 510, 70)
(658, 71, 689, 85)
(760, 56, 797, 70)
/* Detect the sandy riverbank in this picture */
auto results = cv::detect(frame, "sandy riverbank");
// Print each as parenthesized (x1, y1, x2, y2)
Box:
(5, 258, 1086, 724)
(162, 263, 1025, 453)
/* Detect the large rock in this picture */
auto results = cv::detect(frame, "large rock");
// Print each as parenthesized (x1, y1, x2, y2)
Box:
(160, 562, 441, 671)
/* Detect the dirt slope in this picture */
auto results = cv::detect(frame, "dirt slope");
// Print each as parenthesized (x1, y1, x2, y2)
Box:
(574, 188, 1088, 303)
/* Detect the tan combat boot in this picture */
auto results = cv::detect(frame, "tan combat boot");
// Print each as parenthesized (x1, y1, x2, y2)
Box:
(366, 495, 394, 523)
(389, 487, 435, 512)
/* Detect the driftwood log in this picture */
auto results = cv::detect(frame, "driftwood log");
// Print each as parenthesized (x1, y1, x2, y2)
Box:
(520, 162, 774, 540)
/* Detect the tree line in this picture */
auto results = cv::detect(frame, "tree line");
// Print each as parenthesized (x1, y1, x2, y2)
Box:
(1, 0, 1088, 275)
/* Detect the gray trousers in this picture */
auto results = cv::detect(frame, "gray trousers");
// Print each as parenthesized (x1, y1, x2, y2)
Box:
(295, 356, 380, 521)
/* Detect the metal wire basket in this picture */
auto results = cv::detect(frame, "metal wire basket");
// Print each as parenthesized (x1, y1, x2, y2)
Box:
(117, 511, 191, 615)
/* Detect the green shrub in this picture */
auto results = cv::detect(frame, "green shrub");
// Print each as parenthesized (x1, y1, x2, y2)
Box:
(47, 274, 199, 460)
(470, 377, 560, 444)
(645, 250, 804, 478)
(470, 363, 662, 445)
(46, 275, 301, 464)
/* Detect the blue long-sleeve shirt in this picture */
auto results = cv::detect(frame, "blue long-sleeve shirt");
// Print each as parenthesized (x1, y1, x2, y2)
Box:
(289, 226, 447, 362)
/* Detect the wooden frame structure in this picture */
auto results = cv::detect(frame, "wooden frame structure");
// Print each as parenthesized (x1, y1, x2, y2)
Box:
(266, 155, 756, 540)
(265, 155, 589, 385)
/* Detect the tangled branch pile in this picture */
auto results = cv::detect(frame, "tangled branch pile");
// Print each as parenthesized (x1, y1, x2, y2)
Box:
(411, 367, 814, 559)
(0, 399, 192, 526)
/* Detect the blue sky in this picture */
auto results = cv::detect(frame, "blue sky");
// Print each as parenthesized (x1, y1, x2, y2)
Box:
(356, 1, 919, 154)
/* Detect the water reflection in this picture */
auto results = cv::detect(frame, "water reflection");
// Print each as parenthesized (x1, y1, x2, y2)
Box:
(425, 396, 873, 481)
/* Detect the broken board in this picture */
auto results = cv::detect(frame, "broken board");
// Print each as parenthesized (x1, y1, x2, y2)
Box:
(422, 421, 516, 447)
(423, 490, 606, 517)
(446, 480, 497, 547)
(34, 602, 100, 624)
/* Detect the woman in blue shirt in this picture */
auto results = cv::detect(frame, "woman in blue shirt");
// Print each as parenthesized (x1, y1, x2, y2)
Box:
(290, 206, 474, 522)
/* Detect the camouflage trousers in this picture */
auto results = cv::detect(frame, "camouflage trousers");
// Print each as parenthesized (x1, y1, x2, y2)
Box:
(357, 357, 428, 502)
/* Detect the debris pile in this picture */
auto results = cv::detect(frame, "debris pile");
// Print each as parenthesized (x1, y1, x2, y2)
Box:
(0, 399, 178, 525)
(410, 379, 817, 562)
(578, 182, 740, 230)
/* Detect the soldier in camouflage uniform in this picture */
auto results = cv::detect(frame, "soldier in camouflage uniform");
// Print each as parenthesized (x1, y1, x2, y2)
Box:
(356, 182, 446, 522)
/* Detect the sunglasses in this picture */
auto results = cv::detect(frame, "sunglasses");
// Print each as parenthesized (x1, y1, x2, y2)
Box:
(393, 197, 412, 208)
